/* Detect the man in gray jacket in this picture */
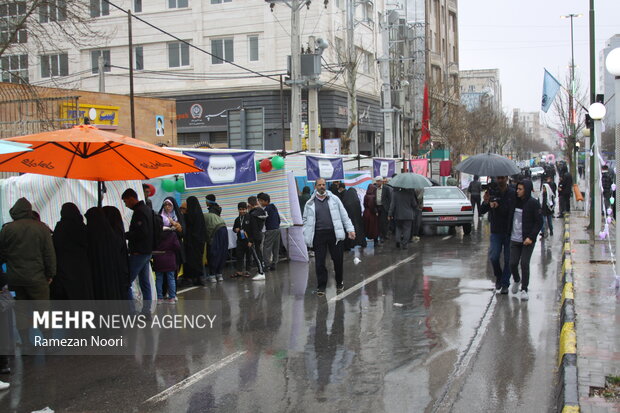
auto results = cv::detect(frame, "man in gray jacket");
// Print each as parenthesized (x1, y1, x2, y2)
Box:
(303, 178, 355, 296)
(388, 188, 418, 249)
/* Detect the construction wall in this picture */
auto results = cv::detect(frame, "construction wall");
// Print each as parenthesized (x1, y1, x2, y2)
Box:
(0, 83, 177, 145)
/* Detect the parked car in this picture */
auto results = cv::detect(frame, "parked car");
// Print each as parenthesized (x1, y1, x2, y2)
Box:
(530, 166, 544, 179)
(421, 186, 474, 235)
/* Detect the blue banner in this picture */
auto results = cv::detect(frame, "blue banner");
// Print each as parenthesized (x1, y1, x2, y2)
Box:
(182, 151, 256, 188)
(373, 158, 395, 178)
(306, 155, 344, 181)
(541, 69, 561, 113)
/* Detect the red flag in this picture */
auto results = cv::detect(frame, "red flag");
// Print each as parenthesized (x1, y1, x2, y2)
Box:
(420, 83, 430, 144)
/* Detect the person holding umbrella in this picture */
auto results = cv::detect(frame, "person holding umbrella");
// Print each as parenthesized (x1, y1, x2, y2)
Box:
(386, 172, 430, 249)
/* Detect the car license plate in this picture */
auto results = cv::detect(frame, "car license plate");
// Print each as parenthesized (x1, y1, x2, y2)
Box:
(437, 216, 458, 222)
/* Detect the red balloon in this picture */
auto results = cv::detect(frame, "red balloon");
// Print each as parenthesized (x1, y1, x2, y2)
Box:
(260, 158, 273, 173)
(146, 183, 156, 196)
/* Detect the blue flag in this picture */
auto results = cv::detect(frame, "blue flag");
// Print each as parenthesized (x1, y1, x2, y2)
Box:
(182, 151, 256, 188)
(541, 69, 561, 113)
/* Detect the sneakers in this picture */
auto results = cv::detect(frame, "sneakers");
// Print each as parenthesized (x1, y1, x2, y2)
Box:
(252, 273, 266, 281)
(207, 275, 217, 283)
(495, 281, 502, 293)
(216, 274, 223, 282)
(0, 380, 9, 390)
(511, 281, 521, 295)
(336, 284, 344, 294)
(500, 286, 509, 295)
(520, 290, 529, 301)
(316, 289, 326, 297)
(165, 297, 177, 304)
(157, 299, 165, 304)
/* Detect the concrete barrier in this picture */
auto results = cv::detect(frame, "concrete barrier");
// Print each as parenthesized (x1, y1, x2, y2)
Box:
(557, 216, 580, 412)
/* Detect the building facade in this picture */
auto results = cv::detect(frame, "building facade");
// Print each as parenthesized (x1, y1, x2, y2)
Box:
(459, 69, 502, 113)
(4, 0, 387, 154)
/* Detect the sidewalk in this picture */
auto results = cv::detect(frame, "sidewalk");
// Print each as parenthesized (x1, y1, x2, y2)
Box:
(569, 212, 620, 412)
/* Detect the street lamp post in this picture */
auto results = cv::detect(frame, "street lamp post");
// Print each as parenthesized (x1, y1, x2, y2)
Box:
(589, 102, 606, 234)
(562, 13, 582, 180)
(605, 47, 620, 254)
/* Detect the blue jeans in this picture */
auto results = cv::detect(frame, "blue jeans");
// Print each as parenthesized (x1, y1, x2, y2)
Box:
(128, 254, 153, 306)
(489, 233, 511, 288)
(156, 271, 176, 299)
(542, 215, 553, 235)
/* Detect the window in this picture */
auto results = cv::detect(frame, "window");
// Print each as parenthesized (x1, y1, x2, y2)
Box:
(211, 0, 232, 4)
(90, 0, 110, 18)
(0, 2, 27, 44)
(39, 0, 66, 23)
(211, 38, 233, 64)
(1, 54, 28, 84)
(168, 42, 190, 67)
(90, 49, 111, 74)
(134, 46, 143, 70)
(134, 0, 142, 12)
(248, 36, 258, 62)
(40, 53, 68, 78)
(168, 0, 188, 8)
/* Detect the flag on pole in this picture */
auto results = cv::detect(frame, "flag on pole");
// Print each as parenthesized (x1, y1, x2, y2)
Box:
(420, 83, 431, 144)
(541, 69, 561, 113)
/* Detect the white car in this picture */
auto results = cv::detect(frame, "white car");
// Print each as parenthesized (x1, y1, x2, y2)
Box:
(421, 186, 474, 235)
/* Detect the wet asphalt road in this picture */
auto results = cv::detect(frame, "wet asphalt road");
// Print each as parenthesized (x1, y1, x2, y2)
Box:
(0, 217, 561, 413)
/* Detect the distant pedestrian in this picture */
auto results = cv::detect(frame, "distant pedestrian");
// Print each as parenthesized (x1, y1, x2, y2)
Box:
(467, 175, 482, 217)
(303, 178, 355, 296)
(363, 183, 380, 243)
(142, 183, 153, 209)
(342, 187, 366, 250)
(247, 196, 267, 280)
(232, 202, 252, 278)
(382, 176, 394, 239)
(509, 180, 543, 301)
(299, 186, 311, 212)
(205, 194, 222, 216)
(540, 178, 556, 238)
(122, 188, 155, 309)
(258, 192, 281, 271)
(558, 168, 573, 217)
(602, 165, 613, 212)
(374, 177, 388, 243)
(388, 188, 418, 250)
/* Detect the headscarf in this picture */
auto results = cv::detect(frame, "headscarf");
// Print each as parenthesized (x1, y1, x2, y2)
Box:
(102, 206, 126, 239)
(184, 196, 206, 244)
(60, 202, 84, 225)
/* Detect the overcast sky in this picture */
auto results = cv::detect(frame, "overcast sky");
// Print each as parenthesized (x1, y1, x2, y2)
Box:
(458, 0, 620, 119)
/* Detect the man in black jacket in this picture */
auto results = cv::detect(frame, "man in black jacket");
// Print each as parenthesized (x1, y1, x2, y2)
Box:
(122, 188, 154, 310)
(246, 196, 267, 280)
(558, 168, 573, 217)
(480, 176, 516, 294)
(509, 180, 543, 301)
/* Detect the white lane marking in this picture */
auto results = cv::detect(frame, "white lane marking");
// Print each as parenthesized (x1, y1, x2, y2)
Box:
(143, 350, 247, 405)
(442, 236, 452, 240)
(328, 253, 418, 303)
(176, 286, 199, 295)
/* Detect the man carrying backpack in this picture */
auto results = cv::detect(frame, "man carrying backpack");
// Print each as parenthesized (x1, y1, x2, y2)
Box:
(122, 188, 154, 312)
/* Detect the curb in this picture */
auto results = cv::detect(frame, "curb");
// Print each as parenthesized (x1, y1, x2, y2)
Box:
(557, 216, 580, 413)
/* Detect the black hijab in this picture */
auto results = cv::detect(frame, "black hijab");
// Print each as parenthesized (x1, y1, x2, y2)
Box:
(51, 203, 94, 300)
(85, 207, 126, 300)
(342, 188, 366, 248)
(182, 196, 206, 278)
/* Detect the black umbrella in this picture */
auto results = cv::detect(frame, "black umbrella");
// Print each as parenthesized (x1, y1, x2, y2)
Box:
(455, 153, 520, 177)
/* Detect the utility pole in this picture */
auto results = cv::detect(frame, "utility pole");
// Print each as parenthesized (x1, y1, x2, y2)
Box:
(98, 55, 105, 93)
(307, 36, 320, 153)
(379, 13, 394, 158)
(128, 10, 136, 139)
(589, 0, 596, 228)
(346, 0, 358, 154)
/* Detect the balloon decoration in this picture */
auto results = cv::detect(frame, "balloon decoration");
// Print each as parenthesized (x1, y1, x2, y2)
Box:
(599, 231, 607, 240)
(271, 155, 285, 170)
(607, 208, 613, 216)
(162, 179, 175, 193)
(175, 178, 186, 193)
(146, 183, 156, 197)
(260, 158, 273, 173)
(607, 216, 613, 224)
(256, 160, 261, 173)
(612, 183, 617, 192)
(610, 197, 615, 205)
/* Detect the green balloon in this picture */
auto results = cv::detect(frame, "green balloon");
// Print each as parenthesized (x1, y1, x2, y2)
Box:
(175, 179, 185, 193)
(256, 160, 261, 172)
(162, 179, 175, 192)
(271, 155, 285, 170)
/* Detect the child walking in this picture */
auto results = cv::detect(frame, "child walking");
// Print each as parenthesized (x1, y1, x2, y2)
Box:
(154, 214, 181, 303)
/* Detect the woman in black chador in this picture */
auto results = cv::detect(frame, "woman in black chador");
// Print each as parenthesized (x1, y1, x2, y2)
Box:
(50, 203, 94, 300)
(342, 187, 367, 250)
(85, 207, 126, 300)
(182, 196, 206, 286)
(102, 206, 131, 299)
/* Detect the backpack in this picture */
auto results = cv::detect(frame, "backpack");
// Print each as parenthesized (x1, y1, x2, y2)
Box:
(152, 210, 164, 250)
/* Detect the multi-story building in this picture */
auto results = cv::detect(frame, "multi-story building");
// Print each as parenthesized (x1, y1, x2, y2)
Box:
(600, 34, 620, 134)
(3, 0, 386, 153)
(459, 69, 502, 113)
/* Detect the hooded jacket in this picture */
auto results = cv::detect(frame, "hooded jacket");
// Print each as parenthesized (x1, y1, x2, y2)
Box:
(0, 198, 56, 286)
(480, 184, 516, 234)
(509, 180, 543, 243)
(247, 206, 268, 244)
(302, 190, 354, 247)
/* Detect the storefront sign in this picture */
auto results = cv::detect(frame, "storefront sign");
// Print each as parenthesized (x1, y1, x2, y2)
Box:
(182, 151, 256, 188)
(177, 99, 242, 129)
(306, 155, 344, 181)
(60, 103, 119, 129)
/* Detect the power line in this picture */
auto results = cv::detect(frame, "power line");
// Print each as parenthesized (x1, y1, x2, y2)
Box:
(101, 0, 281, 84)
